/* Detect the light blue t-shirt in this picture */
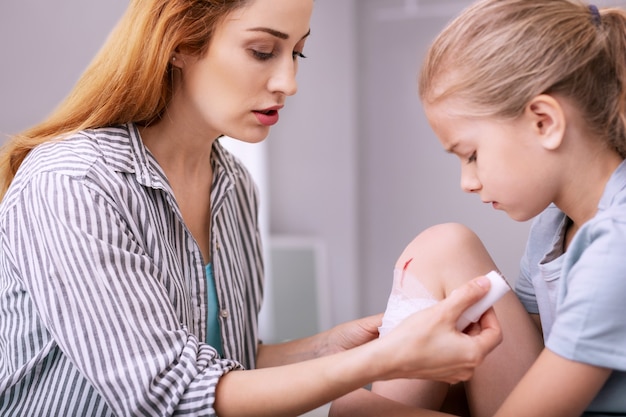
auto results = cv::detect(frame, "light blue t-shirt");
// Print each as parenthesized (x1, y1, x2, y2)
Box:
(516, 160, 626, 415)
(205, 264, 223, 356)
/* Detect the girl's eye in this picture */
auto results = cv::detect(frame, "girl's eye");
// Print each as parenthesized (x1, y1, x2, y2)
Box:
(467, 152, 477, 163)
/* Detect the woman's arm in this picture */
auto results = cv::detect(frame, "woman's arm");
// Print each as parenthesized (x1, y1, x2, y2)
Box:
(256, 313, 383, 368)
(495, 349, 611, 417)
(214, 278, 503, 417)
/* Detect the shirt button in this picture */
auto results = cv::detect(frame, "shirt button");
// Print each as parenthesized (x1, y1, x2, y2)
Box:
(220, 309, 229, 318)
(216, 243, 221, 251)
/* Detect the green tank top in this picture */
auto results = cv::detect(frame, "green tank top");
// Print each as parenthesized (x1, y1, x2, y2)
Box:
(205, 263, 223, 356)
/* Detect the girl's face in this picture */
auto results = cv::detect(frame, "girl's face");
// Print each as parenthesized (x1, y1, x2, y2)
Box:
(170, 0, 313, 143)
(424, 101, 560, 222)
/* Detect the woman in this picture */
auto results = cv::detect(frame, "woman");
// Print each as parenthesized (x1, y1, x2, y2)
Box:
(0, 0, 502, 416)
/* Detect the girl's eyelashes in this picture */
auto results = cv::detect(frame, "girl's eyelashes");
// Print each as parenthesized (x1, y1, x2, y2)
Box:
(467, 152, 477, 163)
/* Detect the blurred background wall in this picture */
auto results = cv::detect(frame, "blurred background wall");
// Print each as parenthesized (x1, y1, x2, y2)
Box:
(4, 0, 620, 340)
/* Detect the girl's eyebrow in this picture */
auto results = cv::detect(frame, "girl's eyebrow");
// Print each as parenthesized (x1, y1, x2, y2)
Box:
(248, 27, 311, 41)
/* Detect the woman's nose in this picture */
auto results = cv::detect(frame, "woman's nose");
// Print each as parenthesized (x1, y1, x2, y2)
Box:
(268, 59, 298, 96)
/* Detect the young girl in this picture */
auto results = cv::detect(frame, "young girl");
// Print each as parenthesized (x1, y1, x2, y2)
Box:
(0, 0, 504, 416)
(332, 0, 626, 416)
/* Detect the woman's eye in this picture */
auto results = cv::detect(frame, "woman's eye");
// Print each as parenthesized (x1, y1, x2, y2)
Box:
(251, 50, 275, 61)
(293, 51, 307, 60)
(251, 48, 307, 62)
(467, 152, 477, 163)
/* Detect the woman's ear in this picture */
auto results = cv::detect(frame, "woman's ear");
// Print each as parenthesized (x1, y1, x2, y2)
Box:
(526, 94, 566, 151)
(170, 46, 191, 69)
(170, 53, 185, 69)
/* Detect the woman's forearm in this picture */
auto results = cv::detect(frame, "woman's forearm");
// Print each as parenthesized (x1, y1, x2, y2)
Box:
(256, 334, 326, 368)
(216, 340, 379, 417)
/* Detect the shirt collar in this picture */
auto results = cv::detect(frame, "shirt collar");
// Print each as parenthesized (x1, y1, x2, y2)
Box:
(598, 159, 626, 212)
(94, 123, 239, 197)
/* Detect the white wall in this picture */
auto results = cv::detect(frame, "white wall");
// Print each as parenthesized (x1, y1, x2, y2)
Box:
(355, 0, 531, 316)
(0, 1, 129, 135)
(273, 0, 531, 320)
(266, 0, 361, 326)
(3, 0, 598, 329)
(267, 0, 531, 322)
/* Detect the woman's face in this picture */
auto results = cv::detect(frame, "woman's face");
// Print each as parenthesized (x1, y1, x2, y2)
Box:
(170, 0, 313, 143)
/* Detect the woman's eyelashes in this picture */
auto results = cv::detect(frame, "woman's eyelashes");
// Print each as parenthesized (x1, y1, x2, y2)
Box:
(250, 48, 307, 61)
(467, 152, 477, 163)
(251, 49, 275, 60)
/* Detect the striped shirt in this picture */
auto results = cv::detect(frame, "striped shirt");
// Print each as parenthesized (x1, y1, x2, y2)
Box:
(0, 123, 264, 416)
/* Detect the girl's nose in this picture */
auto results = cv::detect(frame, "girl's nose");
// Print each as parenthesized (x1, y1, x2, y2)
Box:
(460, 166, 482, 193)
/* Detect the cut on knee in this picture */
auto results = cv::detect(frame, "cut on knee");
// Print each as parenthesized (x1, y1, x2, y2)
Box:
(398, 223, 496, 297)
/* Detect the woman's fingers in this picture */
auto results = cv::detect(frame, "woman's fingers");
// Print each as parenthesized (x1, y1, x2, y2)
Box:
(380, 276, 503, 383)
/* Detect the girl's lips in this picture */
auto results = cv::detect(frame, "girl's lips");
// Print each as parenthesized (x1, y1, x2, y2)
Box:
(253, 109, 280, 126)
(483, 200, 499, 209)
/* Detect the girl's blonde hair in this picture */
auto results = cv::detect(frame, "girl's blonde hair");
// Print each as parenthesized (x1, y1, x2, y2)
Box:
(0, 0, 250, 198)
(419, 0, 626, 157)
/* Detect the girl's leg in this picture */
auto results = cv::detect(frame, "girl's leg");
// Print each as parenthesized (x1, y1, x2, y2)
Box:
(372, 223, 543, 417)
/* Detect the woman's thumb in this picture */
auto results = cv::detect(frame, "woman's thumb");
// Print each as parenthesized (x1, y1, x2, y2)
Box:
(442, 276, 491, 323)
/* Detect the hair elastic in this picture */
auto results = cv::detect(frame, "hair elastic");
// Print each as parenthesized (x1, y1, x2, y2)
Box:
(589, 4, 602, 27)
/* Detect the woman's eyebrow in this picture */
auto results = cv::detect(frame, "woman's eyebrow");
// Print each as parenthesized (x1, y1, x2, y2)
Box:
(248, 27, 311, 41)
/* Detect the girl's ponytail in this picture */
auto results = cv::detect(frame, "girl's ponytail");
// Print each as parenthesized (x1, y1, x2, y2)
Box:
(602, 9, 626, 157)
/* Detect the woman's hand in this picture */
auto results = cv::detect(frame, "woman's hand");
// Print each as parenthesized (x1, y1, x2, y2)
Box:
(375, 276, 503, 384)
(320, 313, 383, 355)
(256, 313, 383, 367)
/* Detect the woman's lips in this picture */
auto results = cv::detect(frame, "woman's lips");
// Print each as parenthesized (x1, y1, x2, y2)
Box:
(253, 109, 280, 126)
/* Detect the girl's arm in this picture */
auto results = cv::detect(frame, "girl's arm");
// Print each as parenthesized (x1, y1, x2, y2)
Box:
(495, 349, 611, 417)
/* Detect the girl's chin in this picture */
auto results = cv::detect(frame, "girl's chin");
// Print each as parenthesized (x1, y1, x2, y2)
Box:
(506, 210, 537, 223)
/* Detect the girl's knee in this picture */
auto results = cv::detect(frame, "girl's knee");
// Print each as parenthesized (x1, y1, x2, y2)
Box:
(399, 223, 482, 265)
(397, 223, 495, 296)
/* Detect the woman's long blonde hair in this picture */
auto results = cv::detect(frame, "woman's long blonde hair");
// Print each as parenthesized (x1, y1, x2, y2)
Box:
(0, 0, 250, 198)
(419, 0, 626, 158)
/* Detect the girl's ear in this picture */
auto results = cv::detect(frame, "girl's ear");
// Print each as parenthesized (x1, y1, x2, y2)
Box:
(526, 94, 566, 151)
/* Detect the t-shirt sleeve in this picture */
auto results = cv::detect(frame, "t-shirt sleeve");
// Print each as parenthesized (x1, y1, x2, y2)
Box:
(547, 216, 626, 371)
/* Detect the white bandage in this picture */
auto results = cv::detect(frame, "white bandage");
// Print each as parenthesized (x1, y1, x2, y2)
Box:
(378, 267, 437, 337)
